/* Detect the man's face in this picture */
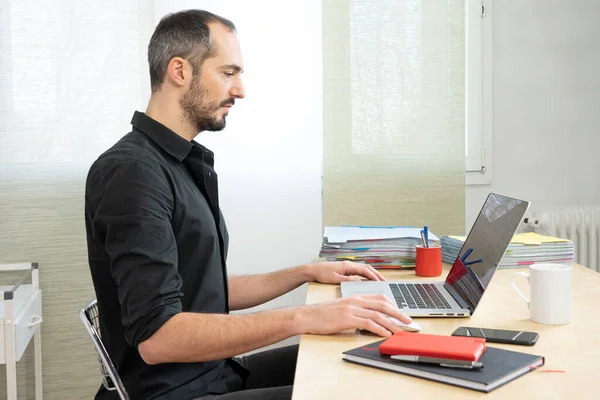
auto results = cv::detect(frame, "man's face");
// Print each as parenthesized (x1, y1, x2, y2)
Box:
(180, 23, 245, 133)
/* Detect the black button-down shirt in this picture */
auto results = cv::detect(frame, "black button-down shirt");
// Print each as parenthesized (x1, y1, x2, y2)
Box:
(85, 111, 245, 400)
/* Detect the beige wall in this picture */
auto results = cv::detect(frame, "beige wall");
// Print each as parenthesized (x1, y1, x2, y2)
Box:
(0, 175, 100, 398)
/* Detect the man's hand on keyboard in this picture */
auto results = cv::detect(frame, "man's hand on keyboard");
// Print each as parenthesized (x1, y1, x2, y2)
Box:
(303, 261, 385, 284)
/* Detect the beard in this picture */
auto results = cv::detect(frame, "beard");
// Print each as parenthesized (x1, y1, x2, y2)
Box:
(180, 76, 234, 133)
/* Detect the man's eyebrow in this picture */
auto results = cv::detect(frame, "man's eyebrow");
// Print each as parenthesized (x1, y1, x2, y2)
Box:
(221, 64, 243, 73)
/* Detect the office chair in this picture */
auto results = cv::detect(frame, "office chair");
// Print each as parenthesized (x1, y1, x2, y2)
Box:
(80, 299, 130, 400)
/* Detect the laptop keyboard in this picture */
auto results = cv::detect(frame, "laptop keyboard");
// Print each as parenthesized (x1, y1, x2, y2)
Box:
(389, 283, 452, 310)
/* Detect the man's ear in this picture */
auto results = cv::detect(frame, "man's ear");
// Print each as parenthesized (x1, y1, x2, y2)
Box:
(165, 57, 187, 88)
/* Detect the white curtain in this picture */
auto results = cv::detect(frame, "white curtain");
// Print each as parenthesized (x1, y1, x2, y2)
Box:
(323, 0, 466, 235)
(0, 1, 154, 397)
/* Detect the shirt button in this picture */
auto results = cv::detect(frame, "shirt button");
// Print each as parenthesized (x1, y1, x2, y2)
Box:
(208, 172, 212, 177)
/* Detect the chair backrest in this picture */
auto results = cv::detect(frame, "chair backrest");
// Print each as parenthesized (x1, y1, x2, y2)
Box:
(80, 299, 130, 400)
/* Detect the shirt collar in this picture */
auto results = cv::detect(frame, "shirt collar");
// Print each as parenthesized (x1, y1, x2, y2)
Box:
(130, 111, 193, 162)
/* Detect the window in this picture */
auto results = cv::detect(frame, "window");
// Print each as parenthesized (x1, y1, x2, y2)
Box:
(322, 0, 468, 235)
(0, 2, 153, 177)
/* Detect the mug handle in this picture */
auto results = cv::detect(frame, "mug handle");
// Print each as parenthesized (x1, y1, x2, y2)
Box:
(511, 272, 530, 306)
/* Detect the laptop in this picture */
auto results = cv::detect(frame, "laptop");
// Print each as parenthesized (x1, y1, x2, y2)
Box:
(340, 193, 530, 317)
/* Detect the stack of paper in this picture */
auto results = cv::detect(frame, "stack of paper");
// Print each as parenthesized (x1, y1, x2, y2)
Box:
(320, 226, 439, 269)
(440, 232, 574, 269)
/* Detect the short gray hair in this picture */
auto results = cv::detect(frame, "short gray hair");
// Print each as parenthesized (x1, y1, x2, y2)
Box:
(148, 9, 236, 92)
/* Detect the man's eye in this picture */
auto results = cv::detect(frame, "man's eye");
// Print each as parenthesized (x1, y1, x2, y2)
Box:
(224, 72, 234, 77)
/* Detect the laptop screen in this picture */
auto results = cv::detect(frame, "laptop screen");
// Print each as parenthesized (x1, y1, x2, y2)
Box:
(443, 193, 530, 313)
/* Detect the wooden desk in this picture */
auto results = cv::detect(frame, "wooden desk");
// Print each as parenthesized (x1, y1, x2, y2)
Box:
(292, 264, 600, 399)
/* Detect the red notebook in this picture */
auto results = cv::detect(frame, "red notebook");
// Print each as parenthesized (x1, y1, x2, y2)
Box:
(379, 331, 486, 361)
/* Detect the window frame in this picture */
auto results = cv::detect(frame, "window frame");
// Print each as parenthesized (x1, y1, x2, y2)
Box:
(466, 0, 493, 186)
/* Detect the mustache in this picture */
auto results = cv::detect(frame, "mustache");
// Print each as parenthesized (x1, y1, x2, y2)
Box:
(219, 99, 235, 108)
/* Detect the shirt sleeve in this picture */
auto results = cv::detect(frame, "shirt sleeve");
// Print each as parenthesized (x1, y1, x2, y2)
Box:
(87, 159, 182, 348)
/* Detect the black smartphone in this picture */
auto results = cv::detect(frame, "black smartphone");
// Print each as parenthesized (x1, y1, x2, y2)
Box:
(451, 326, 539, 346)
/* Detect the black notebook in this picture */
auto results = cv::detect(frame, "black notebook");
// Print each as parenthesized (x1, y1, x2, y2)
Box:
(342, 340, 544, 393)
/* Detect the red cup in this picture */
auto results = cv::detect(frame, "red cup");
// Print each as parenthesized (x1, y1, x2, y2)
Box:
(415, 245, 442, 277)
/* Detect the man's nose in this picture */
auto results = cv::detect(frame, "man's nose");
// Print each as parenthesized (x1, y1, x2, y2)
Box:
(231, 79, 246, 99)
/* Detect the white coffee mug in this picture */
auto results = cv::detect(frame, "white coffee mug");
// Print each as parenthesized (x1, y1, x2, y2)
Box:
(511, 263, 572, 325)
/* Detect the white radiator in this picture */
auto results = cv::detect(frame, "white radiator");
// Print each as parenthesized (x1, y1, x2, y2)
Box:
(525, 208, 600, 272)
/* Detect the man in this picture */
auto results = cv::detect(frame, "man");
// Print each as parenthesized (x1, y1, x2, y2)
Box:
(85, 9, 411, 400)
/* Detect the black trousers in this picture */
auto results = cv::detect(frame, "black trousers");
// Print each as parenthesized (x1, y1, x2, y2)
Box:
(198, 344, 298, 400)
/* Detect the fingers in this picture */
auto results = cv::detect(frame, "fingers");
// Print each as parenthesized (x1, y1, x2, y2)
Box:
(349, 295, 412, 324)
(353, 293, 396, 306)
(353, 317, 393, 337)
(390, 312, 412, 325)
(369, 265, 385, 281)
(350, 308, 401, 336)
(366, 264, 386, 281)
(336, 275, 362, 282)
(341, 262, 383, 281)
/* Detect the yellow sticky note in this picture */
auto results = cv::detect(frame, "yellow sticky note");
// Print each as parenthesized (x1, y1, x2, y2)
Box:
(449, 235, 467, 241)
(447, 232, 568, 245)
(509, 232, 570, 245)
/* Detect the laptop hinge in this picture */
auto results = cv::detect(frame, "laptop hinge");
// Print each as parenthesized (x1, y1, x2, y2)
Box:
(443, 282, 471, 312)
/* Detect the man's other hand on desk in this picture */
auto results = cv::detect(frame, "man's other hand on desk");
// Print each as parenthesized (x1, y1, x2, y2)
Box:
(295, 294, 412, 337)
(304, 261, 385, 284)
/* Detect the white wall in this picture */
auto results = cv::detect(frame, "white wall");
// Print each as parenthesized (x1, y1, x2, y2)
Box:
(466, 0, 600, 231)
(154, 1, 323, 312)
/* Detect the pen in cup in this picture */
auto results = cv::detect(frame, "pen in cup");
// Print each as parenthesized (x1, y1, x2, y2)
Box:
(420, 230, 427, 247)
(390, 355, 484, 370)
(423, 226, 429, 247)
